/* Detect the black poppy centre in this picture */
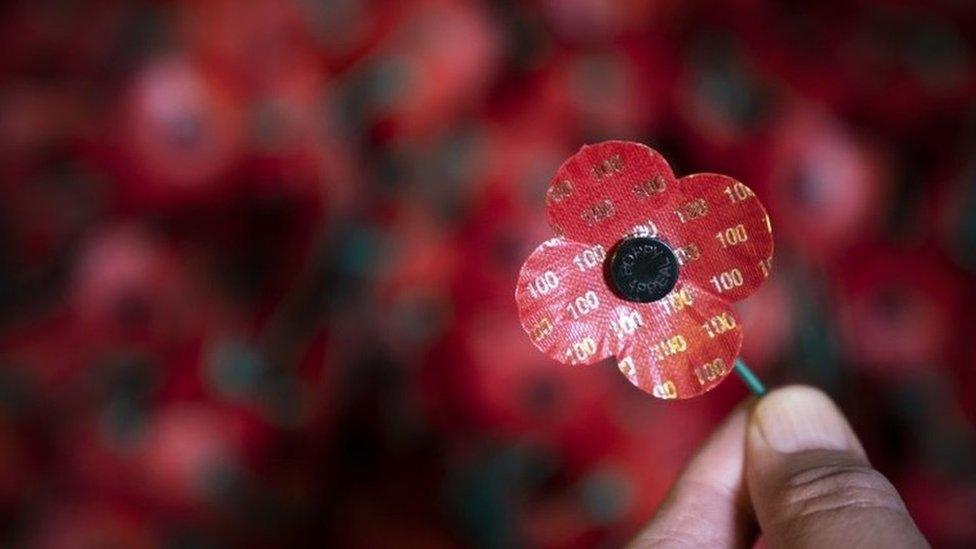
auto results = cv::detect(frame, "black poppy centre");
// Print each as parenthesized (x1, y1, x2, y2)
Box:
(607, 237, 680, 303)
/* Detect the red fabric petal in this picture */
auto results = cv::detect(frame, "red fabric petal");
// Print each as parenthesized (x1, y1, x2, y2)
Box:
(545, 141, 679, 249)
(615, 282, 743, 399)
(665, 173, 774, 302)
(516, 237, 633, 365)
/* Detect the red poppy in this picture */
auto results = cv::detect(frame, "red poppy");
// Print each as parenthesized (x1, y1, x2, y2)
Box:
(515, 141, 773, 399)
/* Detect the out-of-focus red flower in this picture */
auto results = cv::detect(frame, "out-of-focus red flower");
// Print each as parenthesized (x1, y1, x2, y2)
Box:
(346, 0, 501, 142)
(373, 204, 457, 358)
(175, 0, 317, 91)
(735, 268, 794, 368)
(442, 310, 615, 441)
(532, 43, 673, 139)
(516, 141, 773, 399)
(109, 58, 244, 211)
(763, 107, 888, 262)
(675, 32, 784, 173)
(521, 391, 714, 547)
(835, 7, 975, 134)
(834, 244, 964, 376)
(523, 434, 692, 548)
(135, 403, 252, 510)
(725, 3, 975, 135)
(69, 225, 204, 351)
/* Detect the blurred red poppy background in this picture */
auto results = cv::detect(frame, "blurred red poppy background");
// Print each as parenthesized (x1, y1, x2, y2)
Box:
(1, 0, 975, 546)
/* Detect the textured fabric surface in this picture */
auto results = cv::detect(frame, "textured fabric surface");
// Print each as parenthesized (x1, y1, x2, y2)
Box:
(516, 141, 773, 399)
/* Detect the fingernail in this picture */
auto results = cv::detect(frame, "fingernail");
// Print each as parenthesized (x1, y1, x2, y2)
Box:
(750, 386, 853, 454)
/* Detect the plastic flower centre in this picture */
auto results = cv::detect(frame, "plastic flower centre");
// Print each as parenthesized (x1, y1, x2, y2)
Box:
(607, 237, 680, 303)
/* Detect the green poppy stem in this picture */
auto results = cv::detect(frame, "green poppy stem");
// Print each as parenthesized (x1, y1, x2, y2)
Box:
(733, 357, 766, 396)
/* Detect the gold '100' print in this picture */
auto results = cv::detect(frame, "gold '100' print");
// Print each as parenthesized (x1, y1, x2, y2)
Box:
(674, 243, 701, 265)
(633, 176, 666, 198)
(572, 244, 606, 272)
(701, 312, 736, 338)
(581, 199, 616, 227)
(610, 309, 644, 338)
(618, 356, 636, 378)
(710, 268, 744, 293)
(565, 291, 599, 320)
(525, 270, 559, 299)
(629, 219, 659, 238)
(723, 182, 753, 203)
(715, 224, 748, 248)
(658, 287, 694, 316)
(567, 337, 597, 362)
(650, 335, 687, 360)
(591, 154, 624, 180)
(547, 179, 574, 204)
(529, 317, 553, 343)
(652, 380, 678, 399)
(675, 198, 708, 223)
(694, 358, 727, 385)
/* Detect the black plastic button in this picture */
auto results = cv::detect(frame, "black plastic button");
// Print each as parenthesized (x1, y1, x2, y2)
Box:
(607, 237, 680, 303)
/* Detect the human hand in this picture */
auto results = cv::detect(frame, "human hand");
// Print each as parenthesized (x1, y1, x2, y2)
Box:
(630, 386, 929, 548)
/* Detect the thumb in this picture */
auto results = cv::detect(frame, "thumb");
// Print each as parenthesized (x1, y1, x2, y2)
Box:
(746, 385, 928, 549)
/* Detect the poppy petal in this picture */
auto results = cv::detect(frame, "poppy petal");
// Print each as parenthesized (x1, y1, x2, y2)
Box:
(615, 282, 743, 399)
(516, 237, 634, 365)
(667, 173, 773, 302)
(545, 141, 679, 249)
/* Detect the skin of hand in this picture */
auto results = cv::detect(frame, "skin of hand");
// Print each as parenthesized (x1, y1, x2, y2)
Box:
(629, 386, 930, 549)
